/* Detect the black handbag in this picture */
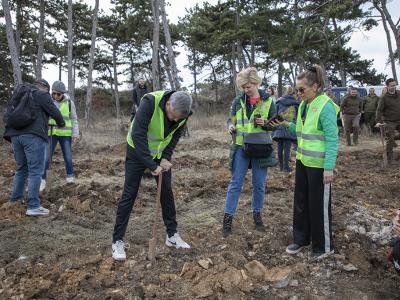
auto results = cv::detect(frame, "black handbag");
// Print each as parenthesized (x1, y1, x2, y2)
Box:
(241, 101, 273, 159)
(243, 140, 273, 158)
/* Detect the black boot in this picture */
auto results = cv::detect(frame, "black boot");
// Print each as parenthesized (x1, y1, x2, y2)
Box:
(253, 212, 265, 232)
(223, 213, 233, 237)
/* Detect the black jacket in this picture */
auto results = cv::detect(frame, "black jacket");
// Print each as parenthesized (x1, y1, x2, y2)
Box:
(130, 91, 189, 171)
(3, 90, 65, 142)
(132, 84, 149, 108)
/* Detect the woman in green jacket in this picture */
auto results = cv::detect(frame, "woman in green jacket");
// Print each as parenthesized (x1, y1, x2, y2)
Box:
(273, 65, 339, 257)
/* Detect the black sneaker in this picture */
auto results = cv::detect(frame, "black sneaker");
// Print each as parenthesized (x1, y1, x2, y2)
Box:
(286, 243, 307, 254)
(253, 212, 266, 232)
(223, 213, 233, 237)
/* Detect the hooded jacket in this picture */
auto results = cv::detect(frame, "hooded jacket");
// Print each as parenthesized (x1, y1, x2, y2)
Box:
(272, 94, 298, 141)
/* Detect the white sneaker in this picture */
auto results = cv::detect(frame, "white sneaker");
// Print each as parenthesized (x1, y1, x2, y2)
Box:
(112, 240, 129, 261)
(39, 179, 46, 192)
(26, 206, 49, 216)
(66, 177, 74, 184)
(165, 233, 191, 249)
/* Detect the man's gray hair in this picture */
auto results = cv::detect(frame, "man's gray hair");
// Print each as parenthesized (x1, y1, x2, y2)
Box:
(169, 91, 193, 117)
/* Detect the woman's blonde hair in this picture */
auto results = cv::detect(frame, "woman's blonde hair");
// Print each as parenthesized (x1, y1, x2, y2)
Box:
(236, 67, 262, 91)
(284, 86, 295, 95)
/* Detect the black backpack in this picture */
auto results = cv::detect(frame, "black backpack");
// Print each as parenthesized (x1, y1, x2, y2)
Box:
(4, 83, 37, 129)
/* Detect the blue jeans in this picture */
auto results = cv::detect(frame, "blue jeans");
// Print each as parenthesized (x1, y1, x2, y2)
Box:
(10, 134, 46, 209)
(224, 147, 268, 215)
(277, 139, 292, 171)
(43, 136, 74, 179)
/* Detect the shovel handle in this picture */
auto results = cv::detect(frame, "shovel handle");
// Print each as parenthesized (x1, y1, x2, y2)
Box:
(151, 172, 163, 239)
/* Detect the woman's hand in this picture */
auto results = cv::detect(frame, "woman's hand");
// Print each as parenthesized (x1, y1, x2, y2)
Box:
(254, 118, 265, 126)
(323, 170, 334, 184)
(228, 124, 236, 134)
(270, 120, 290, 127)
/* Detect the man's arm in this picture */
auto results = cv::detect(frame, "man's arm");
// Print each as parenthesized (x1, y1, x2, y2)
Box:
(40, 93, 65, 127)
(161, 121, 186, 161)
(376, 97, 384, 123)
(340, 96, 347, 112)
(131, 95, 158, 171)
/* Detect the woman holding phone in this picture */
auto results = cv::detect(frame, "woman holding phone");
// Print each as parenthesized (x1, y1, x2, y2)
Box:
(223, 67, 277, 237)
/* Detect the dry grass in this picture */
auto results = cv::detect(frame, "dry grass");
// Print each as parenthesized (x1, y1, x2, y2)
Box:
(78, 112, 228, 150)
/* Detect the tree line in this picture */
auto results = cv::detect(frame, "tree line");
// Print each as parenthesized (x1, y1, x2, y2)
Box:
(1, 0, 399, 124)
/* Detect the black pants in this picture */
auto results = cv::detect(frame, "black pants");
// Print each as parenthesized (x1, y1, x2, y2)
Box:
(112, 146, 177, 243)
(293, 160, 332, 253)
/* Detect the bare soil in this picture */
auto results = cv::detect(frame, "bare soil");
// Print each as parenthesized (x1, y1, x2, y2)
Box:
(0, 127, 399, 299)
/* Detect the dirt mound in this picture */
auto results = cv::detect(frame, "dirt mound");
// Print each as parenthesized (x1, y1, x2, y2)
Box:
(0, 133, 399, 298)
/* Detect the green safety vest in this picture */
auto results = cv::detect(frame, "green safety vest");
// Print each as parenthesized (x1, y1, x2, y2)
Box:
(127, 91, 187, 159)
(235, 97, 273, 146)
(296, 94, 339, 168)
(48, 100, 72, 136)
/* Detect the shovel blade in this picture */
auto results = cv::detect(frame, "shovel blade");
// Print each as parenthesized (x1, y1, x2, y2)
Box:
(147, 237, 156, 261)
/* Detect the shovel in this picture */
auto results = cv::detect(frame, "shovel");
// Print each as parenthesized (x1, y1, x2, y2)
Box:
(45, 125, 55, 193)
(147, 172, 163, 261)
(378, 124, 388, 168)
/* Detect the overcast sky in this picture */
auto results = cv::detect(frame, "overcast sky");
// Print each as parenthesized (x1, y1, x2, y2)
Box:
(42, 0, 400, 90)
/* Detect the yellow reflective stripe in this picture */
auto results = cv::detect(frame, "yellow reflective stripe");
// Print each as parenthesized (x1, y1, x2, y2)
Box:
(147, 134, 162, 142)
(296, 132, 325, 141)
(297, 147, 325, 158)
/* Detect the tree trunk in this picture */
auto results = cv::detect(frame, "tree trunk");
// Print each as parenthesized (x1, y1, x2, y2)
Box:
(36, 0, 45, 80)
(381, 10, 398, 81)
(250, 40, 255, 66)
(58, 57, 63, 81)
(277, 59, 283, 97)
(160, 0, 180, 90)
(112, 42, 121, 125)
(128, 48, 135, 87)
(231, 43, 238, 94)
(2, 0, 22, 84)
(151, 0, 161, 90)
(67, 0, 75, 102)
(235, 0, 243, 70)
(15, 2, 22, 57)
(192, 49, 197, 101)
(160, 54, 175, 90)
(85, 0, 100, 127)
(377, 0, 400, 65)
(210, 62, 218, 104)
(332, 18, 346, 86)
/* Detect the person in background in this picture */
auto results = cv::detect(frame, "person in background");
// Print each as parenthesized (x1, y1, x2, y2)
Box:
(376, 78, 400, 163)
(223, 67, 277, 237)
(41, 81, 79, 191)
(340, 86, 363, 146)
(362, 87, 379, 135)
(273, 86, 299, 172)
(131, 77, 149, 122)
(272, 65, 339, 258)
(267, 86, 277, 103)
(3, 79, 65, 216)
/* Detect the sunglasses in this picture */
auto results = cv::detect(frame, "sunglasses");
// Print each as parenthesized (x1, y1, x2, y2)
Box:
(296, 87, 305, 94)
(52, 92, 63, 97)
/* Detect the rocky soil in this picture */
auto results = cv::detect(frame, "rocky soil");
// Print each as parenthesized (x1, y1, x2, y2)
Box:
(0, 124, 399, 299)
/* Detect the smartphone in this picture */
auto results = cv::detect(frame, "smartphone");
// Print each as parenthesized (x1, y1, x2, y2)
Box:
(265, 114, 284, 125)
(253, 114, 261, 127)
